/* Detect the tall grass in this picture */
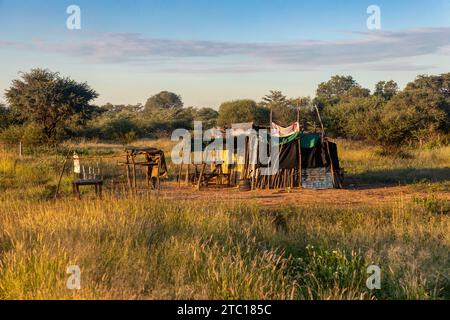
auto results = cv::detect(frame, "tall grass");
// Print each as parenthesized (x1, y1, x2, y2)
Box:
(0, 196, 448, 299)
(337, 139, 450, 191)
(0, 141, 449, 299)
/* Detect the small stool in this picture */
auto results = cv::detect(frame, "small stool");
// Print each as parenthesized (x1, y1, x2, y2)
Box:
(72, 179, 103, 199)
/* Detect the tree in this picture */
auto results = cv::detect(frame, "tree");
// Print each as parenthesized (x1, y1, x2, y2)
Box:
(144, 91, 183, 113)
(316, 75, 370, 109)
(5, 68, 98, 143)
(193, 107, 219, 129)
(374, 80, 399, 100)
(217, 100, 269, 127)
(261, 90, 296, 125)
(323, 73, 450, 151)
(0, 103, 11, 129)
(101, 103, 143, 115)
(377, 74, 450, 146)
(323, 96, 385, 138)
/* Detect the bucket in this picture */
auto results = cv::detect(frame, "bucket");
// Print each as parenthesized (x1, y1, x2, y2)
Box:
(238, 179, 251, 191)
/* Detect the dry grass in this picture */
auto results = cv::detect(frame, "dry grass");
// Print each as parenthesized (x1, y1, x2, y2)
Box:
(0, 140, 449, 300)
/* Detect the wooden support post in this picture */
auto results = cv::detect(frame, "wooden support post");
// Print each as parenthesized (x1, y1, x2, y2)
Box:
(197, 163, 206, 190)
(19, 141, 23, 159)
(297, 100, 302, 189)
(269, 108, 273, 190)
(297, 138, 302, 188)
(157, 155, 162, 190)
(75, 184, 81, 200)
(314, 105, 325, 144)
(185, 164, 190, 185)
(54, 158, 67, 199)
(126, 154, 132, 191)
(146, 165, 151, 190)
(131, 156, 137, 191)
(178, 163, 183, 187)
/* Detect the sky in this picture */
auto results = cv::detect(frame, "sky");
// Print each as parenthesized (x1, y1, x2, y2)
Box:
(0, 0, 449, 108)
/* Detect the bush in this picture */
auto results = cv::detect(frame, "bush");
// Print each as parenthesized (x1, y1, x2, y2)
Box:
(217, 100, 269, 127)
(0, 124, 46, 145)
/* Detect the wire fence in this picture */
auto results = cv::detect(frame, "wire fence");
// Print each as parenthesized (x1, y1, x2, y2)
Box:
(0, 141, 23, 158)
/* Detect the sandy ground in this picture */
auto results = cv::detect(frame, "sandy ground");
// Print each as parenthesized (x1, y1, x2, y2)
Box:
(156, 181, 449, 208)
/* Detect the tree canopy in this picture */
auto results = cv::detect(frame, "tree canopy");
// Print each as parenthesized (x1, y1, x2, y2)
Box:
(1, 68, 449, 151)
(321, 73, 450, 150)
(374, 80, 399, 100)
(217, 100, 269, 127)
(315, 75, 370, 109)
(5, 68, 98, 142)
(0, 103, 10, 129)
(144, 91, 183, 113)
(261, 90, 297, 126)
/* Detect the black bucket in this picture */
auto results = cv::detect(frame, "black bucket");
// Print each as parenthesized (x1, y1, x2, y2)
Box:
(238, 179, 251, 191)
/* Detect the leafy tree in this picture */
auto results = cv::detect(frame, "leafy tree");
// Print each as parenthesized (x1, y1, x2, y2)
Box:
(5, 68, 98, 143)
(101, 103, 143, 115)
(144, 91, 183, 113)
(374, 80, 399, 100)
(217, 99, 269, 127)
(324, 73, 450, 150)
(0, 103, 11, 129)
(377, 74, 450, 146)
(261, 90, 296, 125)
(193, 107, 219, 129)
(323, 96, 385, 138)
(316, 75, 370, 109)
(82, 103, 145, 140)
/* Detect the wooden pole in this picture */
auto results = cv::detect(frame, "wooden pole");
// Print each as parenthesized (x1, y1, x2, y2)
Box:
(185, 164, 190, 185)
(269, 108, 273, 189)
(197, 163, 206, 190)
(54, 158, 67, 199)
(157, 154, 161, 190)
(131, 156, 137, 191)
(313, 105, 339, 188)
(178, 163, 183, 187)
(297, 99, 302, 189)
(314, 105, 325, 144)
(125, 153, 132, 191)
(19, 141, 23, 159)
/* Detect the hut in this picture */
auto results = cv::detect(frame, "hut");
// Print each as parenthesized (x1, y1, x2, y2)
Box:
(178, 117, 343, 190)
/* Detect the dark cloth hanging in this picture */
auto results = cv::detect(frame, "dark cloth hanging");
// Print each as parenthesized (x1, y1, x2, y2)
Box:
(277, 138, 340, 170)
(326, 141, 341, 170)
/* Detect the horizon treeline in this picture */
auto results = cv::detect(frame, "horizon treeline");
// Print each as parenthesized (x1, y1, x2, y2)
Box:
(0, 68, 449, 151)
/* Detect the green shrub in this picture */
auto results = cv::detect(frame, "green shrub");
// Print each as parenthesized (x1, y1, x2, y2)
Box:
(0, 124, 46, 145)
(289, 245, 370, 299)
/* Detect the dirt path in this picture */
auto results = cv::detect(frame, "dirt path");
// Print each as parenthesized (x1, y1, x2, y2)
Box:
(158, 182, 449, 208)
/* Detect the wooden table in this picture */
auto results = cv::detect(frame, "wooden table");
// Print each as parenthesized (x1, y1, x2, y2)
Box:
(72, 179, 103, 199)
(121, 148, 167, 192)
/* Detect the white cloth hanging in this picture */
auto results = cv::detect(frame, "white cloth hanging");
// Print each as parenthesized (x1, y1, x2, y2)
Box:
(270, 122, 300, 138)
(73, 153, 81, 174)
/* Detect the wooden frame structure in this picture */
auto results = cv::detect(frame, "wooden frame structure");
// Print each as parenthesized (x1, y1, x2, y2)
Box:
(121, 148, 167, 192)
(53, 147, 168, 199)
(177, 102, 343, 191)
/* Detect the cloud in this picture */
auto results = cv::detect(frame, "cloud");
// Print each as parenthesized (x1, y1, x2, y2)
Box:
(1, 27, 450, 72)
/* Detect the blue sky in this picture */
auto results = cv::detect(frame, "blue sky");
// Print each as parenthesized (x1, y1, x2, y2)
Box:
(1, 0, 449, 108)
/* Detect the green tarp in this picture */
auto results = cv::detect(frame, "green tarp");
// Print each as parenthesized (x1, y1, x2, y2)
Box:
(277, 132, 320, 148)
(300, 133, 321, 148)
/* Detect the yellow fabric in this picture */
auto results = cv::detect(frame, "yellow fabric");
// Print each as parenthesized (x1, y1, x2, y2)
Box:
(219, 150, 245, 176)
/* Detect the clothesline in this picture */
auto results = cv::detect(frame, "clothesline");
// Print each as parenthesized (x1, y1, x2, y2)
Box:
(64, 154, 125, 160)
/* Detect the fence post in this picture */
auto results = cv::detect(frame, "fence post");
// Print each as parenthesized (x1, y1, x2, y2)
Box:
(19, 141, 23, 159)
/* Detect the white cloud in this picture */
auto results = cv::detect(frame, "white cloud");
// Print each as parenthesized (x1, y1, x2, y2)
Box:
(1, 28, 450, 72)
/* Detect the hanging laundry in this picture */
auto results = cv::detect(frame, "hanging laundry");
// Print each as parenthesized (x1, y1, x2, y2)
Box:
(270, 122, 300, 138)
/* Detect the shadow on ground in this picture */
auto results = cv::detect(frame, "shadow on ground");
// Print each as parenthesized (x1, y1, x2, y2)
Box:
(345, 167, 450, 189)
